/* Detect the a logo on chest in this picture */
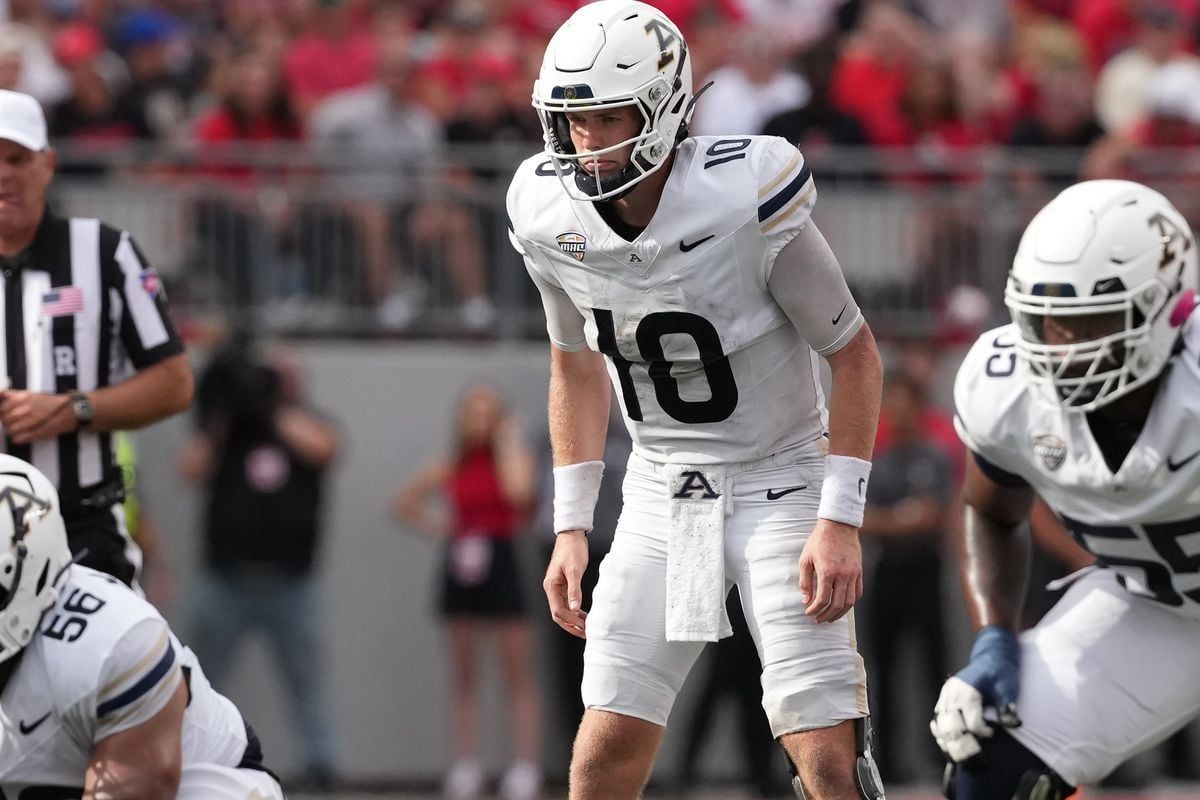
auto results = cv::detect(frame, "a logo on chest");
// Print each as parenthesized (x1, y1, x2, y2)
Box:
(556, 231, 587, 262)
(1032, 434, 1067, 472)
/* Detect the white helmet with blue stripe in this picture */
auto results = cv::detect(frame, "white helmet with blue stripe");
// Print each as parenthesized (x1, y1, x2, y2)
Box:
(532, 0, 694, 201)
(1005, 180, 1199, 411)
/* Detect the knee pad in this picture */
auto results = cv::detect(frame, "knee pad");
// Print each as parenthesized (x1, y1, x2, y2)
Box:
(784, 717, 885, 800)
(941, 729, 1075, 800)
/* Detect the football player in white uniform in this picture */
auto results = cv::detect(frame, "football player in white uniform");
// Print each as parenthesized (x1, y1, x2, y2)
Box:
(0, 455, 285, 799)
(931, 180, 1200, 799)
(506, 3, 885, 798)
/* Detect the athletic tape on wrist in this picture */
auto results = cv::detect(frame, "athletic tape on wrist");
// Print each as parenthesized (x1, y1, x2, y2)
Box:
(817, 454, 872, 527)
(553, 460, 605, 534)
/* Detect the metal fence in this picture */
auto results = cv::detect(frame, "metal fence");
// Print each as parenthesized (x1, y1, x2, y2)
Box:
(49, 143, 1200, 340)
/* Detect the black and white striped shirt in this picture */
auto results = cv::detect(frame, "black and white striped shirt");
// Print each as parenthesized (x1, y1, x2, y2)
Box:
(0, 209, 184, 508)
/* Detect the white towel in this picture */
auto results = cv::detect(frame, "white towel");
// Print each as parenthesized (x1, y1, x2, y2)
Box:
(664, 465, 730, 642)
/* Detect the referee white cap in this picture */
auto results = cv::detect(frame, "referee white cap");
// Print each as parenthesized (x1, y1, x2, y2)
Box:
(0, 89, 48, 152)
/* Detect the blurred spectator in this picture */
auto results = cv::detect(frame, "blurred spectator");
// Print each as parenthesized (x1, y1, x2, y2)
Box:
(763, 41, 869, 155)
(691, 26, 810, 136)
(48, 23, 151, 152)
(178, 338, 342, 791)
(1094, 1, 1195, 135)
(830, 2, 928, 146)
(196, 44, 298, 149)
(860, 370, 954, 783)
(393, 382, 541, 800)
(1007, 60, 1104, 185)
(893, 56, 982, 153)
(1073, 0, 1139, 74)
(1084, 60, 1200, 186)
(113, 7, 200, 141)
(0, 26, 21, 87)
(735, 0, 839, 51)
(1009, 64, 1103, 149)
(283, 0, 378, 123)
(310, 39, 496, 332)
(190, 44, 300, 313)
(0, 22, 70, 104)
(444, 54, 540, 148)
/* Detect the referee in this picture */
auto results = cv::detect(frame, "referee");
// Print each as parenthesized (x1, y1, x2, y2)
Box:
(0, 89, 193, 585)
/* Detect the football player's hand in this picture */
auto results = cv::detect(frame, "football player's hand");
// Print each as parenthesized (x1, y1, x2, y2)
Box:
(798, 519, 863, 623)
(0, 390, 74, 444)
(544, 530, 589, 638)
(931, 625, 1023, 765)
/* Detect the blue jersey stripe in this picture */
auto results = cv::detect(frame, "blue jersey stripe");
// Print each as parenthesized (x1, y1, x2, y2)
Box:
(97, 643, 176, 718)
(757, 163, 812, 223)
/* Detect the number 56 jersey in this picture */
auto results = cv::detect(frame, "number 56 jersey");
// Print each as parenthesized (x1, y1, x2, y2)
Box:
(0, 566, 254, 794)
(955, 317, 1200, 620)
(508, 136, 862, 465)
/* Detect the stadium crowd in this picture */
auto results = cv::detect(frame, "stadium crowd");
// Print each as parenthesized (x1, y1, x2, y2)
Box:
(1, 0, 1199, 335)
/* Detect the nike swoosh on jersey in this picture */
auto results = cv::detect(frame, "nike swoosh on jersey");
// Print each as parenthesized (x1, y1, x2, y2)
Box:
(1167, 450, 1200, 471)
(680, 234, 715, 252)
(832, 304, 848, 325)
(19, 711, 51, 735)
(766, 485, 807, 500)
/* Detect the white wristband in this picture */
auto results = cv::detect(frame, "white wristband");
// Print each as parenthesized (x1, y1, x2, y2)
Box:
(553, 460, 605, 534)
(817, 454, 871, 528)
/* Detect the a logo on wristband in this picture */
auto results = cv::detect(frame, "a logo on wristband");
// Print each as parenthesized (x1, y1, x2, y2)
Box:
(858, 477, 865, 498)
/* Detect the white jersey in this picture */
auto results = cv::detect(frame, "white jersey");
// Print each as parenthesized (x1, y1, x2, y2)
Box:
(0, 566, 254, 794)
(955, 316, 1200, 620)
(508, 136, 862, 465)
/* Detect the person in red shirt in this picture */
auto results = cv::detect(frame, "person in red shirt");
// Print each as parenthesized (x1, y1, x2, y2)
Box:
(394, 382, 542, 800)
(283, 0, 378, 123)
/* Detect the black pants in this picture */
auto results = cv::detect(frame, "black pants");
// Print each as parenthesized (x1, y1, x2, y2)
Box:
(678, 592, 785, 797)
(865, 551, 947, 782)
(67, 511, 136, 587)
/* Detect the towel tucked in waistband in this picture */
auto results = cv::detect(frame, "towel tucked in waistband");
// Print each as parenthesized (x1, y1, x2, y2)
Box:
(664, 465, 731, 642)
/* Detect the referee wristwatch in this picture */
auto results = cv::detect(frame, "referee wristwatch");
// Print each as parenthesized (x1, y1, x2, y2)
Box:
(69, 391, 95, 429)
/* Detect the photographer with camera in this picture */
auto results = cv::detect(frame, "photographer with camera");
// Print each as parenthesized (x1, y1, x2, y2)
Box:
(178, 337, 342, 790)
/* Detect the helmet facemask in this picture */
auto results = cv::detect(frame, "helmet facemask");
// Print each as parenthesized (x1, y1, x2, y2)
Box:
(1006, 269, 1178, 412)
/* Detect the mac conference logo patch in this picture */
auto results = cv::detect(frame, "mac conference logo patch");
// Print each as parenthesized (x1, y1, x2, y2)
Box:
(556, 231, 587, 261)
(1033, 434, 1067, 471)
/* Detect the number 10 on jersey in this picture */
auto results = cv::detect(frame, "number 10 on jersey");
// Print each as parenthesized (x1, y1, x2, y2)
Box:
(592, 308, 738, 424)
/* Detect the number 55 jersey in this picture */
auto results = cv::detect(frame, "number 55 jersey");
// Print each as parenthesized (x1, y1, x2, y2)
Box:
(508, 135, 862, 465)
(955, 315, 1200, 620)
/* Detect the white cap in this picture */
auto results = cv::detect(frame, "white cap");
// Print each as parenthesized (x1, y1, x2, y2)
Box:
(0, 90, 48, 151)
(1147, 60, 1200, 124)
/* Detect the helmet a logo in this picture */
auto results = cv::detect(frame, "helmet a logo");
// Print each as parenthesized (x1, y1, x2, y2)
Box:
(644, 18, 677, 70)
(1148, 211, 1191, 271)
(564, 86, 577, 100)
(556, 232, 587, 261)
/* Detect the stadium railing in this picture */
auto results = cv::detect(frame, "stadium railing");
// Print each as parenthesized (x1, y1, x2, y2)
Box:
(49, 142, 1200, 340)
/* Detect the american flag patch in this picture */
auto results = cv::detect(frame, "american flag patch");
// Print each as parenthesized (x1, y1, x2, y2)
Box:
(140, 269, 161, 299)
(42, 286, 84, 317)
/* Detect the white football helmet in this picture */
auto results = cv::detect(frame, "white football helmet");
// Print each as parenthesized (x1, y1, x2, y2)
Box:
(532, 0, 693, 201)
(0, 455, 72, 663)
(1005, 180, 1199, 412)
